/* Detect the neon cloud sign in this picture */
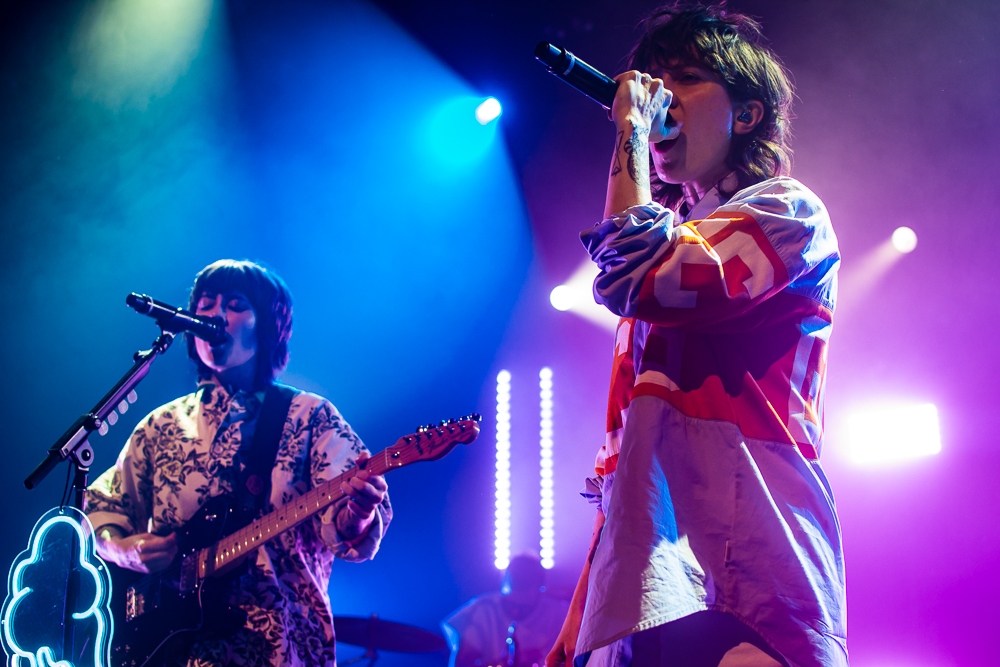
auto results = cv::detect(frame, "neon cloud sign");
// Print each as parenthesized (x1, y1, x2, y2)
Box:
(2, 507, 113, 667)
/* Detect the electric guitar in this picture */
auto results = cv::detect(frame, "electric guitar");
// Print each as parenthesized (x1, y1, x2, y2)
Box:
(108, 415, 481, 667)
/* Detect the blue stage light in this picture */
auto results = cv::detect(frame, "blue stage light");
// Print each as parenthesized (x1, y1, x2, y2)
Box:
(421, 96, 501, 168)
(475, 97, 502, 125)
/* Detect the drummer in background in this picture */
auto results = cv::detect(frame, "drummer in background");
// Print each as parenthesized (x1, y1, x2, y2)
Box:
(442, 554, 569, 667)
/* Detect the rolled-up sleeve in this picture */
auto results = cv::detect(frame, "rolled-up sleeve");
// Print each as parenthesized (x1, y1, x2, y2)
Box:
(85, 415, 156, 537)
(582, 178, 837, 329)
(306, 400, 392, 562)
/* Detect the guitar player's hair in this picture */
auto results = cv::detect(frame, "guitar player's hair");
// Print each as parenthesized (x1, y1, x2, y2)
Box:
(186, 259, 293, 388)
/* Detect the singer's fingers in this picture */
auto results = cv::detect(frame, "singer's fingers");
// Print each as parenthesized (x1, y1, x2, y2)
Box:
(611, 70, 669, 132)
(648, 78, 665, 102)
(613, 70, 641, 82)
(611, 71, 640, 126)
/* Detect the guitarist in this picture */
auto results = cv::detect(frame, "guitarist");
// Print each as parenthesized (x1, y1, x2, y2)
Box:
(86, 259, 391, 667)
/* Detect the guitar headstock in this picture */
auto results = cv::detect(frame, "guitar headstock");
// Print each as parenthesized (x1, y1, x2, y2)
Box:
(384, 415, 482, 468)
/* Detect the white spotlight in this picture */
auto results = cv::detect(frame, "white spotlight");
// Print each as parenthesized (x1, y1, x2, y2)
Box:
(549, 285, 578, 311)
(475, 97, 502, 125)
(539, 367, 555, 569)
(847, 403, 941, 465)
(891, 226, 918, 253)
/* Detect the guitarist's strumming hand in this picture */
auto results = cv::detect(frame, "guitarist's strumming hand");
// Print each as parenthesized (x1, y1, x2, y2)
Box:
(95, 526, 178, 574)
(336, 451, 388, 540)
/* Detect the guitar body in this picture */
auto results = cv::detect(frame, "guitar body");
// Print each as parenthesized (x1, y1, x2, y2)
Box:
(109, 495, 251, 667)
(103, 415, 482, 667)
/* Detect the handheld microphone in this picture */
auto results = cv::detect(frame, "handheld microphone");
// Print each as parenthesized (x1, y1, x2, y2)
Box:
(534, 42, 678, 136)
(126, 293, 227, 346)
(534, 42, 619, 109)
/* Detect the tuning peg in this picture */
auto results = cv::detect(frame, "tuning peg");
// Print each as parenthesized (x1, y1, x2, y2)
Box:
(107, 411, 119, 426)
(416, 425, 427, 433)
(471, 413, 482, 422)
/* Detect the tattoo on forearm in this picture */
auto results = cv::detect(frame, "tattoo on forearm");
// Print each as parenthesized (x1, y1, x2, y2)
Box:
(623, 126, 650, 189)
(611, 130, 624, 177)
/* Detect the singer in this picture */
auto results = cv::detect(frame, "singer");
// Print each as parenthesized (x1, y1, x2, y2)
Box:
(86, 259, 392, 666)
(548, 5, 845, 667)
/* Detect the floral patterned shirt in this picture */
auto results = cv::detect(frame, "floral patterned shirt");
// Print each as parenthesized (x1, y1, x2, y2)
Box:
(86, 379, 392, 666)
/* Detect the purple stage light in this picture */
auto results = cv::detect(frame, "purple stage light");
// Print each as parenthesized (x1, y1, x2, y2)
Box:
(847, 403, 941, 465)
(551, 260, 618, 331)
(549, 285, 576, 311)
(891, 226, 918, 253)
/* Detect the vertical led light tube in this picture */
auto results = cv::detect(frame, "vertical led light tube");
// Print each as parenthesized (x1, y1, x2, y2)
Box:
(495, 370, 512, 570)
(539, 367, 555, 569)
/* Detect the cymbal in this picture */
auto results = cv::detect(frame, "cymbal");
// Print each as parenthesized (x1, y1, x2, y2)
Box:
(334, 615, 448, 653)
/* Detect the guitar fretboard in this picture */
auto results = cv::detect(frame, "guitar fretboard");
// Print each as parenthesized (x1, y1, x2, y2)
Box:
(199, 420, 477, 578)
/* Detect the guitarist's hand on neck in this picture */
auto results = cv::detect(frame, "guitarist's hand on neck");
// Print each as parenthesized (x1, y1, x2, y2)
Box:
(336, 452, 388, 541)
(95, 525, 179, 574)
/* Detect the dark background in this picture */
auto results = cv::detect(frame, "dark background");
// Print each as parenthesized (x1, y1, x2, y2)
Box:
(2, 0, 998, 664)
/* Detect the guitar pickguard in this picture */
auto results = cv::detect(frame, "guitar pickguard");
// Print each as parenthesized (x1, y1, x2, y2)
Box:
(109, 495, 249, 666)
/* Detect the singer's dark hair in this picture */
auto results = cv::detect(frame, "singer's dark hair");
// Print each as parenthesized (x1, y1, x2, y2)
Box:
(186, 259, 293, 388)
(627, 2, 794, 209)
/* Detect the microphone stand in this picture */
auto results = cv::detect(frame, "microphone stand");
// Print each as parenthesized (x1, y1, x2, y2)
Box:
(22, 328, 177, 664)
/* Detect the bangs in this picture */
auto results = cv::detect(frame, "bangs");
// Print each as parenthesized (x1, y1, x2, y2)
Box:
(629, 16, 726, 72)
(191, 260, 272, 308)
(630, 35, 710, 74)
(627, 6, 771, 103)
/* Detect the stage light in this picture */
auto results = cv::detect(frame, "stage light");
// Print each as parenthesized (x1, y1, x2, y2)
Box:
(847, 403, 941, 465)
(424, 96, 501, 167)
(551, 261, 619, 331)
(475, 97, 502, 125)
(495, 370, 512, 570)
(539, 367, 555, 569)
(549, 284, 578, 311)
(71, 0, 214, 110)
(891, 226, 918, 253)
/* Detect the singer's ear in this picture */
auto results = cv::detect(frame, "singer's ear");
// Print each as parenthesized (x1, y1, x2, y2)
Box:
(733, 100, 765, 135)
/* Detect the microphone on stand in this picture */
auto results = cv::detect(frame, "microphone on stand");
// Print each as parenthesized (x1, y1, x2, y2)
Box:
(534, 42, 678, 137)
(126, 293, 227, 345)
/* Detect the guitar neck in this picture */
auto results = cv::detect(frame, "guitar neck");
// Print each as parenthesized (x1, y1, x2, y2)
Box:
(198, 419, 478, 579)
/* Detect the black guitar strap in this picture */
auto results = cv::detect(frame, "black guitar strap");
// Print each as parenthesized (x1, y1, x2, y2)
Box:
(237, 382, 298, 521)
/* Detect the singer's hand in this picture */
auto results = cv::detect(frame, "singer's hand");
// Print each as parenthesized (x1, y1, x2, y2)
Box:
(611, 70, 674, 143)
